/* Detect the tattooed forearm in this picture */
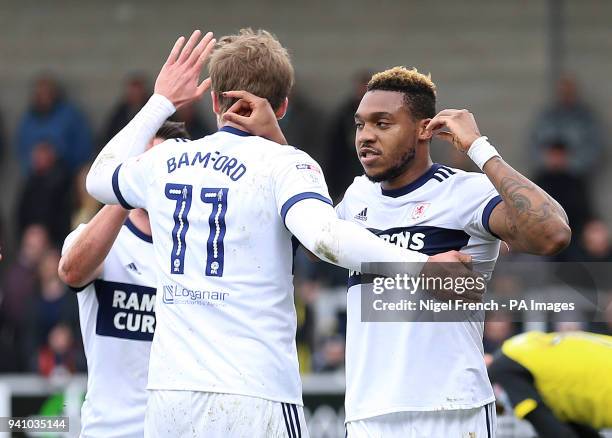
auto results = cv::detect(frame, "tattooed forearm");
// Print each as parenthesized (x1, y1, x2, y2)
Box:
(483, 157, 570, 255)
(499, 176, 557, 224)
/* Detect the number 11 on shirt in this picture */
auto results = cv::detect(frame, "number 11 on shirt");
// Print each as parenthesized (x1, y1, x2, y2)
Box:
(165, 183, 228, 277)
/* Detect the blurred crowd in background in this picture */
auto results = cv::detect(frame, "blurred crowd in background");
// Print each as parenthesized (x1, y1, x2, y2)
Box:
(0, 69, 610, 379)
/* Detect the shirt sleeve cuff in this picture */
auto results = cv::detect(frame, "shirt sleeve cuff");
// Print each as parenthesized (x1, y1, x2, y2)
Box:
(280, 192, 333, 224)
(68, 280, 94, 293)
(482, 195, 503, 239)
(112, 164, 135, 210)
(149, 93, 177, 117)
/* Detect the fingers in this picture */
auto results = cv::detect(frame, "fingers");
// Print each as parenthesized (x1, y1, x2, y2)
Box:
(166, 36, 186, 65)
(435, 109, 464, 117)
(425, 115, 449, 133)
(178, 30, 202, 64)
(221, 111, 250, 128)
(225, 99, 252, 116)
(222, 90, 261, 104)
(426, 109, 472, 130)
(197, 36, 216, 67)
(434, 131, 454, 144)
(189, 31, 215, 67)
(456, 252, 472, 266)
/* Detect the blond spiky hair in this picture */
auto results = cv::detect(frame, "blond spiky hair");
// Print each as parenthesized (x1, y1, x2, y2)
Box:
(367, 66, 437, 119)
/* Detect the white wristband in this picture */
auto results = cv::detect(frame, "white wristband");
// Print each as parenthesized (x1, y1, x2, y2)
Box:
(467, 136, 500, 170)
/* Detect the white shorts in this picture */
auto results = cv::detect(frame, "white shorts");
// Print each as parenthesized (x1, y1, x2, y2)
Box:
(346, 403, 496, 438)
(144, 390, 308, 438)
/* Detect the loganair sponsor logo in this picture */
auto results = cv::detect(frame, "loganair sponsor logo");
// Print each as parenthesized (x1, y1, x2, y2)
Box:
(163, 284, 229, 307)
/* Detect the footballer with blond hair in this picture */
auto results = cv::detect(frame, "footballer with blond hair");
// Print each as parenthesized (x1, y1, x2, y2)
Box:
(85, 30, 477, 437)
(224, 66, 570, 437)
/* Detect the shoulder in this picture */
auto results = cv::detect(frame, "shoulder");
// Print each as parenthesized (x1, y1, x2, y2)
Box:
(446, 167, 494, 192)
(271, 143, 323, 170)
(347, 174, 373, 190)
(341, 175, 375, 202)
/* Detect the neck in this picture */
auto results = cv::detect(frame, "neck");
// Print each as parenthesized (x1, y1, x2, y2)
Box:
(380, 150, 433, 191)
(216, 113, 247, 132)
(128, 209, 151, 236)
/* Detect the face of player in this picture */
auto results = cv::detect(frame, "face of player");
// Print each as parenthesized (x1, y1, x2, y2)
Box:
(354, 90, 422, 184)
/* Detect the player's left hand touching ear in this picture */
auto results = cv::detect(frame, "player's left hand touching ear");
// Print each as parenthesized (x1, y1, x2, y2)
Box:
(426, 109, 481, 152)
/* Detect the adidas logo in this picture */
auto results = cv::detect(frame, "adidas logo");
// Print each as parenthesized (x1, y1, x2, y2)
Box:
(126, 262, 141, 275)
(354, 207, 368, 221)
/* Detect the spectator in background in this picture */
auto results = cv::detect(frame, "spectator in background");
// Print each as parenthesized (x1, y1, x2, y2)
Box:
(326, 70, 372, 201)
(38, 322, 81, 377)
(483, 313, 515, 353)
(171, 102, 213, 139)
(71, 164, 101, 229)
(24, 249, 81, 373)
(16, 74, 92, 174)
(0, 225, 50, 370)
(583, 221, 612, 335)
(17, 141, 72, 246)
(279, 89, 324, 163)
(529, 74, 604, 176)
(533, 141, 593, 240)
(579, 219, 612, 262)
(101, 73, 150, 147)
(312, 335, 345, 373)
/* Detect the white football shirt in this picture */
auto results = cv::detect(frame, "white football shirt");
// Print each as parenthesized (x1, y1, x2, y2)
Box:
(112, 126, 332, 405)
(336, 163, 502, 422)
(62, 219, 157, 438)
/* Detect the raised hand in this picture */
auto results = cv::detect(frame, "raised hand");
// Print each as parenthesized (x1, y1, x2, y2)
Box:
(154, 30, 216, 109)
(425, 109, 482, 152)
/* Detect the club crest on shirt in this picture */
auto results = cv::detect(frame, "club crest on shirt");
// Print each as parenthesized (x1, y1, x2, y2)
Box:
(411, 202, 430, 219)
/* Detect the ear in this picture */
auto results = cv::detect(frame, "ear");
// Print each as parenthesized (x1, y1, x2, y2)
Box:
(211, 91, 220, 115)
(275, 97, 289, 120)
(417, 118, 433, 141)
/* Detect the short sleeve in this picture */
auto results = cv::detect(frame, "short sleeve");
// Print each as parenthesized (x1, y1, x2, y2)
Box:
(272, 147, 333, 224)
(456, 173, 502, 241)
(114, 149, 156, 210)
